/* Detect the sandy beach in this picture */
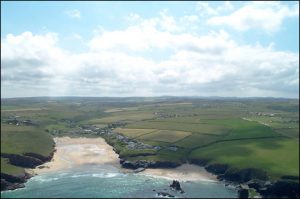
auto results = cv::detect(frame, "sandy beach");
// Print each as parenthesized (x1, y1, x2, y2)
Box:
(28, 137, 121, 175)
(141, 164, 217, 182)
(29, 137, 216, 182)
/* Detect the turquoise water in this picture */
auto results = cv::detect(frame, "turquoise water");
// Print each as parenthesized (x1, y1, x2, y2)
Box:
(1, 164, 238, 198)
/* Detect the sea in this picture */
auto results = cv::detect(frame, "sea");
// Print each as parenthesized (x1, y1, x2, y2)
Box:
(1, 164, 238, 198)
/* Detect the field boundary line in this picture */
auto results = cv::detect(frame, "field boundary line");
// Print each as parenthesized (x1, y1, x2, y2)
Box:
(187, 135, 285, 155)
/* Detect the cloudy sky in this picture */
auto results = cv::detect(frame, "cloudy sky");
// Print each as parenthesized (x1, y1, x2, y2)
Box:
(1, 1, 299, 98)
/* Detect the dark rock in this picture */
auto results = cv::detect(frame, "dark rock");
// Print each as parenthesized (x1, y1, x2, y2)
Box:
(0, 172, 31, 191)
(156, 192, 175, 198)
(170, 180, 184, 193)
(134, 167, 145, 173)
(37, 165, 49, 169)
(246, 179, 265, 190)
(223, 168, 268, 183)
(205, 163, 229, 175)
(1, 173, 24, 183)
(23, 152, 52, 162)
(121, 159, 180, 170)
(121, 160, 139, 169)
(1, 150, 54, 191)
(1, 179, 12, 191)
(261, 180, 299, 198)
(1, 153, 43, 168)
(189, 158, 209, 167)
(280, 175, 300, 180)
(238, 188, 249, 198)
(121, 160, 149, 169)
(119, 159, 125, 164)
(149, 161, 180, 168)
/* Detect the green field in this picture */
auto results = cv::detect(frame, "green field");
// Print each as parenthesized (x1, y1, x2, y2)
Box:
(1, 124, 55, 178)
(1, 158, 24, 175)
(126, 120, 230, 135)
(189, 138, 299, 179)
(138, 130, 192, 143)
(113, 128, 157, 138)
(83, 111, 155, 124)
(1, 124, 54, 157)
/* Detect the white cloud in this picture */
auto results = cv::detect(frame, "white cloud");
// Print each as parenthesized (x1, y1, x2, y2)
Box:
(65, 9, 81, 19)
(208, 2, 299, 32)
(1, 4, 299, 97)
(126, 13, 142, 22)
(196, 1, 234, 16)
(125, 11, 202, 34)
(1, 19, 299, 98)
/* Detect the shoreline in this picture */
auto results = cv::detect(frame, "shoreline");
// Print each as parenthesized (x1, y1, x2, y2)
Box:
(27, 136, 121, 175)
(28, 136, 217, 182)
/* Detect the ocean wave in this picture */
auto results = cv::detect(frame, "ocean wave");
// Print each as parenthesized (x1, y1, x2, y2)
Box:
(70, 174, 91, 178)
(92, 173, 119, 178)
(32, 177, 60, 183)
(69, 172, 122, 179)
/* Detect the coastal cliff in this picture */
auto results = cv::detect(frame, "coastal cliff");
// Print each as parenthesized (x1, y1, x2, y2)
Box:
(189, 159, 299, 198)
(1, 151, 55, 191)
(105, 133, 299, 199)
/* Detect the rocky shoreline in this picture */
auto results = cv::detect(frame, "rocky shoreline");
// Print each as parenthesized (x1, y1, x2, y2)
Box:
(78, 122, 299, 198)
(113, 154, 299, 198)
(1, 151, 55, 191)
(93, 122, 299, 199)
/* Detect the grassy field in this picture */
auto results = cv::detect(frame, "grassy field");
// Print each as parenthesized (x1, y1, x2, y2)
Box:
(1, 124, 54, 157)
(174, 134, 219, 148)
(83, 111, 156, 124)
(138, 130, 192, 143)
(189, 138, 299, 179)
(1, 124, 54, 177)
(1, 158, 24, 175)
(126, 120, 230, 135)
(113, 128, 157, 138)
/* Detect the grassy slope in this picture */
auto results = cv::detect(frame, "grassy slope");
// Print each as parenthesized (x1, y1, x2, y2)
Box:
(1, 158, 24, 175)
(1, 124, 54, 177)
(1, 124, 54, 157)
(189, 138, 299, 179)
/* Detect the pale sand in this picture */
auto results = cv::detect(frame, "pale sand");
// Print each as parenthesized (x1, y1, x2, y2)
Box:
(28, 137, 121, 175)
(28, 137, 216, 182)
(140, 164, 217, 182)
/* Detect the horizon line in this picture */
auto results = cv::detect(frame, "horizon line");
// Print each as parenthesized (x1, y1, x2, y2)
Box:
(1, 95, 299, 100)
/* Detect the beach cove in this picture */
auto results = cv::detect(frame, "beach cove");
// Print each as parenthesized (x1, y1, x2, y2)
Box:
(1, 137, 238, 198)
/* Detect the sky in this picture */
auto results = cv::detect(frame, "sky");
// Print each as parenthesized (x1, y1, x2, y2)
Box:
(1, 1, 299, 98)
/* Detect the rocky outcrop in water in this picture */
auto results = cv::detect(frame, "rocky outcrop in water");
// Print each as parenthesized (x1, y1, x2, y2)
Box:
(238, 188, 249, 198)
(1, 172, 32, 191)
(170, 180, 184, 193)
(156, 192, 175, 198)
